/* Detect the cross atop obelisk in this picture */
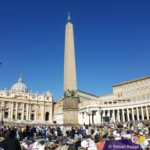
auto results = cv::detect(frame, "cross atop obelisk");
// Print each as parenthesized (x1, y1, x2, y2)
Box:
(67, 12, 71, 21)
(64, 14, 77, 92)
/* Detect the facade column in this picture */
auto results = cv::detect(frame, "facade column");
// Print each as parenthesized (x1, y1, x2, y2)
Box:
(8, 103, 11, 119)
(22, 103, 24, 120)
(15, 103, 18, 120)
(146, 106, 149, 120)
(10, 102, 14, 120)
(26, 104, 29, 120)
(127, 108, 130, 121)
(34, 105, 37, 121)
(43, 104, 45, 122)
(29, 104, 31, 121)
(136, 107, 139, 121)
(141, 106, 144, 120)
(122, 109, 125, 122)
(132, 108, 135, 121)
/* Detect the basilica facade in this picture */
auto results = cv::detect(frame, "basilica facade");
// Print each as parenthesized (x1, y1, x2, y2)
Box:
(0, 76, 53, 124)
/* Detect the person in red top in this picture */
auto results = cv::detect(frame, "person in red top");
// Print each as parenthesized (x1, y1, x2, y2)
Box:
(96, 137, 105, 150)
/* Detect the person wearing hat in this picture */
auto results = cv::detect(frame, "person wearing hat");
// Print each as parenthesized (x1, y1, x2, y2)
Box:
(81, 140, 88, 150)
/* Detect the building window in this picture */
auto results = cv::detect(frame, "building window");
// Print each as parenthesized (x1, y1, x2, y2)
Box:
(46, 97, 49, 100)
(18, 104, 22, 110)
(18, 113, 21, 120)
(31, 105, 35, 111)
(5, 103, 9, 109)
(4, 112, 8, 118)
(82, 112, 84, 119)
(6, 92, 10, 96)
(13, 103, 16, 108)
(31, 114, 34, 120)
(32, 95, 35, 99)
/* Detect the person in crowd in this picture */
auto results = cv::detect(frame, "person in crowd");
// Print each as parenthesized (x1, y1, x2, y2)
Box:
(0, 129, 22, 150)
(96, 137, 104, 150)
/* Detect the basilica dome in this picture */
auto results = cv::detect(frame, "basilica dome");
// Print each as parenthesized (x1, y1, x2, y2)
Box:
(11, 76, 28, 93)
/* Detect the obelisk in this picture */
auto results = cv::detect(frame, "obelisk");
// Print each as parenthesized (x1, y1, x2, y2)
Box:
(64, 14, 77, 91)
(63, 14, 79, 125)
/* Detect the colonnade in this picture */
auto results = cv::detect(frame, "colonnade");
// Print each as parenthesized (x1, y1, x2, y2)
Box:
(79, 105, 150, 125)
(100, 105, 149, 122)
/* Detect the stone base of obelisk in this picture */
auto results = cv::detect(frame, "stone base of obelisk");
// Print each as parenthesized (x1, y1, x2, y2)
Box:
(63, 97, 79, 125)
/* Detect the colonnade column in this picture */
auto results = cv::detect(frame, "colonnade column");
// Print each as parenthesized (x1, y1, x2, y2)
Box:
(146, 106, 149, 120)
(127, 108, 130, 121)
(99, 111, 101, 124)
(141, 106, 144, 120)
(90, 113, 92, 124)
(107, 110, 110, 117)
(117, 109, 120, 122)
(136, 107, 139, 121)
(132, 108, 135, 121)
(112, 109, 115, 122)
(122, 109, 125, 122)
(102, 110, 105, 123)
(84, 112, 89, 125)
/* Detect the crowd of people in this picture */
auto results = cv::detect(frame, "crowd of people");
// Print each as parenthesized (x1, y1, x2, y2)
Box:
(0, 120, 150, 150)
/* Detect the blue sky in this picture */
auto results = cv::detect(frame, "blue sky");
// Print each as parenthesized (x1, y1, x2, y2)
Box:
(0, 0, 150, 100)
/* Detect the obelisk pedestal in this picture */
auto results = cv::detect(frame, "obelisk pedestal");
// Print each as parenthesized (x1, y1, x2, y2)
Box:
(63, 96, 79, 125)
